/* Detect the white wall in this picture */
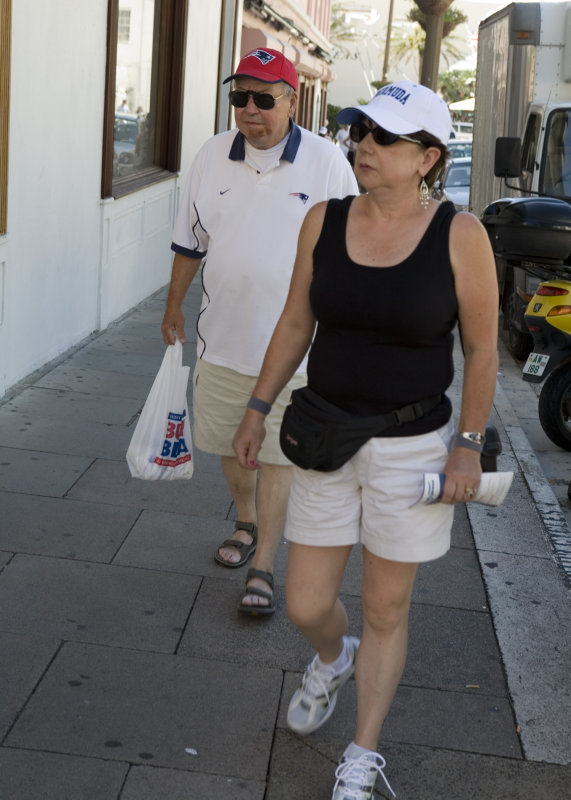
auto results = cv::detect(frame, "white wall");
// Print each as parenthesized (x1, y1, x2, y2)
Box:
(180, 0, 225, 179)
(0, 0, 227, 398)
(1, 0, 106, 395)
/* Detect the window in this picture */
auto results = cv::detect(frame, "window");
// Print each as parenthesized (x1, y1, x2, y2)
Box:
(540, 109, 571, 198)
(118, 8, 131, 42)
(102, 0, 187, 199)
(521, 112, 540, 193)
(0, 0, 11, 235)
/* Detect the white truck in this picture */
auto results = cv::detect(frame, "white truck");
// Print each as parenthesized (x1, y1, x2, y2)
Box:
(471, 1, 571, 358)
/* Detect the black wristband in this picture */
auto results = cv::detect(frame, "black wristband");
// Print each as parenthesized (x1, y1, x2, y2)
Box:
(454, 433, 483, 453)
(247, 396, 272, 415)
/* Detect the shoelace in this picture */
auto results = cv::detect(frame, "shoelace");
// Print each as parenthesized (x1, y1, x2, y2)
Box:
(301, 656, 337, 704)
(334, 752, 396, 799)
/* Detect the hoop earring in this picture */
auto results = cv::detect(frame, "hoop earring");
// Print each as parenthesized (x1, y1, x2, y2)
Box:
(419, 177, 430, 209)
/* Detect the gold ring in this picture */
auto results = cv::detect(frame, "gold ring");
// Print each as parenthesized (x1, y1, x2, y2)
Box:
(464, 488, 474, 497)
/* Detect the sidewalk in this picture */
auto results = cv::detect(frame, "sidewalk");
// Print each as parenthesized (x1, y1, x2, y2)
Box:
(0, 281, 569, 799)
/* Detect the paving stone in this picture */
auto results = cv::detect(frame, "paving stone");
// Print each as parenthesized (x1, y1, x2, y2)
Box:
(114, 506, 359, 590)
(469, 461, 557, 559)
(121, 764, 265, 800)
(35, 364, 154, 400)
(62, 348, 167, 377)
(6, 642, 281, 780)
(114, 509, 289, 583)
(478, 551, 571, 765)
(0, 632, 60, 739)
(406, 603, 505, 694)
(0, 411, 132, 459)
(413, 544, 487, 611)
(266, 730, 337, 800)
(378, 741, 571, 800)
(0, 748, 128, 800)
(87, 331, 170, 357)
(179, 575, 338, 671)
(0, 492, 139, 561)
(277, 674, 520, 759)
(0, 386, 141, 425)
(0, 554, 199, 652)
(268, 735, 571, 800)
(67, 458, 232, 517)
(0, 447, 92, 497)
(382, 684, 521, 758)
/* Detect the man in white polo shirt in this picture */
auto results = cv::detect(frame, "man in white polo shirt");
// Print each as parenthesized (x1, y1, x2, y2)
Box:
(161, 48, 358, 616)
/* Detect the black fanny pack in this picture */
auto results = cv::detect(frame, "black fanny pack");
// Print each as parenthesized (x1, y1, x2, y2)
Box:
(279, 386, 442, 472)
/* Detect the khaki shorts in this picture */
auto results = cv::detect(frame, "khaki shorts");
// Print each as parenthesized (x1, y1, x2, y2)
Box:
(285, 419, 455, 563)
(192, 359, 307, 465)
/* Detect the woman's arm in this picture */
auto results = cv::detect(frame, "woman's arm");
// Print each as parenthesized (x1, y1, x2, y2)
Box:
(443, 211, 500, 503)
(232, 202, 327, 469)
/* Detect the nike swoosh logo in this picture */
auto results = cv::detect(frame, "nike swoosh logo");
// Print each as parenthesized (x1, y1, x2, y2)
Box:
(219, 188, 231, 195)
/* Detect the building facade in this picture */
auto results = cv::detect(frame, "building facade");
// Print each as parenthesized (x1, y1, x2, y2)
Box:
(0, 0, 335, 399)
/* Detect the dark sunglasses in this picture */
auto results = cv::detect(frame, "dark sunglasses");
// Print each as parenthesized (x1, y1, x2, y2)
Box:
(228, 89, 286, 110)
(349, 121, 423, 147)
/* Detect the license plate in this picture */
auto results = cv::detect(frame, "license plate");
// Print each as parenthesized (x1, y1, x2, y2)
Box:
(523, 352, 550, 376)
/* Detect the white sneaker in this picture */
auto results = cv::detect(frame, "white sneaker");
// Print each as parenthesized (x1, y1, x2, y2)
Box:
(287, 636, 359, 735)
(332, 750, 395, 799)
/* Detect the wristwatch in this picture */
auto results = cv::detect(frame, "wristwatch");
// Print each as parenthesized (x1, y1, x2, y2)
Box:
(455, 431, 485, 452)
(458, 431, 485, 445)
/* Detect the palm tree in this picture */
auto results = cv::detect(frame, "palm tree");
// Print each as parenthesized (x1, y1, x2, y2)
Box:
(390, 1, 466, 82)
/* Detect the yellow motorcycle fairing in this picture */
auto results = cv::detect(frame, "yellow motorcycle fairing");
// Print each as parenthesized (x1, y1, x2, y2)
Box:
(525, 279, 571, 334)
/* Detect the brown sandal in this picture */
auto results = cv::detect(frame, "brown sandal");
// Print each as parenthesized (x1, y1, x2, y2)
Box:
(237, 568, 275, 616)
(213, 521, 257, 568)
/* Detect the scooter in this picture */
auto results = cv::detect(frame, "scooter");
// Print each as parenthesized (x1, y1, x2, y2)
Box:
(523, 278, 571, 450)
(482, 196, 571, 361)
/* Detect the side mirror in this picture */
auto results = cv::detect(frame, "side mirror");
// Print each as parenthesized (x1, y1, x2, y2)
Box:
(494, 137, 522, 178)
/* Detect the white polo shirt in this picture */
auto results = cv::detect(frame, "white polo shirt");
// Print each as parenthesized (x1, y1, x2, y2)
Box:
(172, 123, 359, 376)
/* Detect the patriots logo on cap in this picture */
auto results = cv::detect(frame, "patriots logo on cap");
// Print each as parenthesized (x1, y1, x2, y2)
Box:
(290, 192, 309, 204)
(249, 49, 276, 65)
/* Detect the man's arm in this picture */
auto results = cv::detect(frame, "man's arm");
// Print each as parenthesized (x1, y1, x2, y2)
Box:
(160, 252, 202, 344)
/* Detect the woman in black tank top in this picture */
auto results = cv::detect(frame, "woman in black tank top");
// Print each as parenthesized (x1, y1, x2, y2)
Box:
(233, 82, 500, 800)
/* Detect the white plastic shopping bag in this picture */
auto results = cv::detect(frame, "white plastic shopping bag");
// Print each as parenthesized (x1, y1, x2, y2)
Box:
(126, 339, 194, 480)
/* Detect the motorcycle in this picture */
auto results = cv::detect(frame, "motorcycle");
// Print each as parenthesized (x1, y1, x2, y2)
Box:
(481, 137, 571, 361)
(482, 196, 571, 361)
(522, 278, 571, 450)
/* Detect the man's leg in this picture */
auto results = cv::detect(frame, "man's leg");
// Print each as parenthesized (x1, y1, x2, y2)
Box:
(216, 455, 258, 565)
(239, 461, 293, 609)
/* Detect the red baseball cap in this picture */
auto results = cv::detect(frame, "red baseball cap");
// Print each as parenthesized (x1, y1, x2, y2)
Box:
(223, 48, 298, 91)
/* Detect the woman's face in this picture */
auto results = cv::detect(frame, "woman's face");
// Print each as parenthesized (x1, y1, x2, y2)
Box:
(353, 118, 439, 192)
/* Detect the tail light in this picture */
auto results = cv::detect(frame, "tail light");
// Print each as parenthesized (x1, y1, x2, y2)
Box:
(537, 286, 569, 296)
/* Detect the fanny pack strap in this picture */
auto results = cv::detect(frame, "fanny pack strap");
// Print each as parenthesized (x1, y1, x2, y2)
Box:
(297, 388, 442, 433)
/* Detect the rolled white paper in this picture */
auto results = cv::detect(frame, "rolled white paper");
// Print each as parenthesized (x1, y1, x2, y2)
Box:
(416, 471, 514, 506)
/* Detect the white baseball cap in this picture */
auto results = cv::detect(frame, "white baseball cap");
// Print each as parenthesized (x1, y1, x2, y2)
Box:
(337, 81, 452, 146)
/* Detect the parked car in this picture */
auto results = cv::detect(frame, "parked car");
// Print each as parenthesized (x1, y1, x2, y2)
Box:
(451, 120, 473, 139)
(448, 138, 472, 159)
(432, 156, 471, 211)
(114, 113, 140, 176)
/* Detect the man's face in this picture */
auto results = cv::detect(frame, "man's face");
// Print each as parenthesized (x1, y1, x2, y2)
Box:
(233, 77, 296, 150)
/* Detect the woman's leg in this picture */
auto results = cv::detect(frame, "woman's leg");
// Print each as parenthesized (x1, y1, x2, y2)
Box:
(286, 541, 353, 661)
(353, 551, 418, 750)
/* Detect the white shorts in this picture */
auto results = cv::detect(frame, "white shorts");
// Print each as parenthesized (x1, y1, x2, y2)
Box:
(192, 359, 307, 465)
(284, 419, 455, 563)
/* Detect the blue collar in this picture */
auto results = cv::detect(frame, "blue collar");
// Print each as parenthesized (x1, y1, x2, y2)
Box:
(228, 121, 301, 163)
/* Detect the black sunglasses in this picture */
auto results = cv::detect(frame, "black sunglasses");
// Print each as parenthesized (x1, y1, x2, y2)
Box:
(228, 89, 286, 110)
(349, 121, 423, 147)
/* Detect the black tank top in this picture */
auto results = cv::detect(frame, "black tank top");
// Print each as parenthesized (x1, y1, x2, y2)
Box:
(307, 196, 458, 436)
